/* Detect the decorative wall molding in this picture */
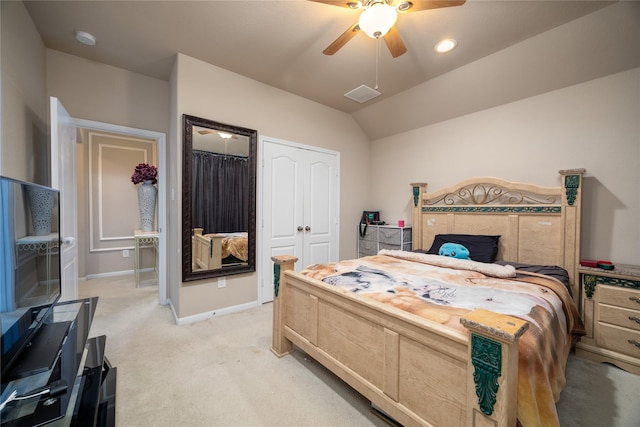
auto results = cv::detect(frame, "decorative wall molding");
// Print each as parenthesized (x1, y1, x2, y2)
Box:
(88, 131, 157, 253)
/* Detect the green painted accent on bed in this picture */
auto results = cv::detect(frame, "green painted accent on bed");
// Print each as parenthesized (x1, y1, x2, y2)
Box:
(413, 186, 420, 207)
(471, 333, 502, 417)
(584, 274, 640, 298)
(564, 175, 580, 206)
(422, 206, 561, 214)
(274, 264, 281, 297)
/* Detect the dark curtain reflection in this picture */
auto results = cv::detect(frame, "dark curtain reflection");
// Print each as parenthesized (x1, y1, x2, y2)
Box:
(192, 150, 248, 234)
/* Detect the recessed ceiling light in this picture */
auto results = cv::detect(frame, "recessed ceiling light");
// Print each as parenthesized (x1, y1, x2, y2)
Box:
(75, 30, 96, 46)
(434, 38, 457, 53)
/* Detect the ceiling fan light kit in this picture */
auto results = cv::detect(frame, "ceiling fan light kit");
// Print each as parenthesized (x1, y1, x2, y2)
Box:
(314, 0, 466, 57)
(358, 2, 397, 38)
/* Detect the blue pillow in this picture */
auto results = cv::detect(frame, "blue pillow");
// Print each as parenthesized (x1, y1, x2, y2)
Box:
(438, 243, 470, 259)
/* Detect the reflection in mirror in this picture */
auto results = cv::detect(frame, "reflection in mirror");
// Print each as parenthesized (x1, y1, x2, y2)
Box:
(182, 115, 257, 281)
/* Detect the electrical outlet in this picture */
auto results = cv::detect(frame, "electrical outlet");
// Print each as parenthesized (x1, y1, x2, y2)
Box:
(218, 277, 226, 288)
(122, 249, 129, 258)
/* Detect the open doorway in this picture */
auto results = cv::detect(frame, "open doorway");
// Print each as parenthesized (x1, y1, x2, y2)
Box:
(74, 119, 167, 305)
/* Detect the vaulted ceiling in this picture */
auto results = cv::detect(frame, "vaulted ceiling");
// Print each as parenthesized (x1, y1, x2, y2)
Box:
(23, 1, 639, 138)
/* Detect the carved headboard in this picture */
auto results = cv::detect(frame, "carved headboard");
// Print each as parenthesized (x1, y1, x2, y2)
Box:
(411, 169, 585, 300)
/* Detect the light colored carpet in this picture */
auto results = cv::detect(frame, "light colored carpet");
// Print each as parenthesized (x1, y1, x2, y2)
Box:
(79, 275, 640, 427)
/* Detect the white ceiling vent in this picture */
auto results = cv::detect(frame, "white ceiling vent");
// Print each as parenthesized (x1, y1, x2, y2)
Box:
(344, 85, 381, 103)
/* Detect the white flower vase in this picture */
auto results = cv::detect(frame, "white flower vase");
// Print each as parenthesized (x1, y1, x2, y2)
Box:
(138, 180, 157, 232)
(26, 186, 55, 236)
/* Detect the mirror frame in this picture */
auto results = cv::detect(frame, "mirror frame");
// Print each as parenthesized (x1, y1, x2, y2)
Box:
(182, 114, 257, 282)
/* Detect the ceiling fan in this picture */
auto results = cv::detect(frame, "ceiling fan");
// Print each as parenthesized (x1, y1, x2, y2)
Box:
(312, 0, 466, 58)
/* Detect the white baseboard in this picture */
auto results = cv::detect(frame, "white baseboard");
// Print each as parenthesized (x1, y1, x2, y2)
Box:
(171, 300, 259, 326)
(85, 270, 134, 280)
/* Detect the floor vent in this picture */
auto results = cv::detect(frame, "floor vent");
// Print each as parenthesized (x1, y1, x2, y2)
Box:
(344, 85, 381, 103)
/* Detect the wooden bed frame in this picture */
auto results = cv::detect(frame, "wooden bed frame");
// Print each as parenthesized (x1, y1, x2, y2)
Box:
(271, 169, 585, 427)
(192, 228, 222, 270)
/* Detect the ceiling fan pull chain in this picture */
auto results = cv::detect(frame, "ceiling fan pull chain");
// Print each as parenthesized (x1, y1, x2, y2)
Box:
(375, 37, 380, 90)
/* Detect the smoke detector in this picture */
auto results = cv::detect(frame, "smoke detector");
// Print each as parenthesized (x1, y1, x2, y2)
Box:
(75, 30, 96, 46)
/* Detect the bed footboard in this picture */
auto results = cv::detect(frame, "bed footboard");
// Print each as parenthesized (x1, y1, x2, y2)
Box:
(271, 256, 528, 427)
(192, 228, 222, 270)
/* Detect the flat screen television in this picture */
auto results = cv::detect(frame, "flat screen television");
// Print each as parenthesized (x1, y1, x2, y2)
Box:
(0, 176, 61, 384)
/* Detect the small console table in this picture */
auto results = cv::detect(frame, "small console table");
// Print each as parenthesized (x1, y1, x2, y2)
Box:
(576, 263, 640, 374)
(134, 229, 159, 287)
(15, 234, 60, 298)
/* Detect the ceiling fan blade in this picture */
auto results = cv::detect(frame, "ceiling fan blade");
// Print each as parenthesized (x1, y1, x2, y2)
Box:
(197, 129, 215, 135)
(383, 26, 407, 58)
(323, 22, 361, 55)
(309, 0, 362, 9)
(396, 0, 466, 13)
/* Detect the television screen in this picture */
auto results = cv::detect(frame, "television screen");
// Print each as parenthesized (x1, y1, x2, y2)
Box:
(0, 176, 61, 381)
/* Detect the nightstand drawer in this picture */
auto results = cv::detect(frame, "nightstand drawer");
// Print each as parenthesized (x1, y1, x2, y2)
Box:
(596, 323, 640, 358)
(378, 227, 401, 244)
(598, 285, 640, 310)
(358, 239, 378, 256)
(379, 242, 413, 252)
(378, 227, 411, 245)
(358, 226, 378, 242)
(599, 304, 640, 332)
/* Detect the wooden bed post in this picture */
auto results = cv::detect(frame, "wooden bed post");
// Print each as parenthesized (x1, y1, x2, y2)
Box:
(460, 309, 529, 427)
(558, 168, 586, 302)
(410, 182, 427, 250)
(270, 255, 298, 357)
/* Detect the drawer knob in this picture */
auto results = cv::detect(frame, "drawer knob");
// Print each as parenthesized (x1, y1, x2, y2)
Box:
(630, 316, 640, 325)
(629, 339, 640, 349)
(630, 296, 640, 304)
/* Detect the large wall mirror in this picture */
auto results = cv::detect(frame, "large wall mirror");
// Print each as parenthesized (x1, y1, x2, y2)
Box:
(182, 115, 257, 281)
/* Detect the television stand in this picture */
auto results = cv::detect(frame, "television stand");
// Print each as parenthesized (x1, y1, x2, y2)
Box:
(5, 321, 72, 381)
(0, 297, 116, 427)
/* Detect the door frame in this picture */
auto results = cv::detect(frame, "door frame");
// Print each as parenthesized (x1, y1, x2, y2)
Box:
(75, 118, 167, 305)
(258, 135, 340, 304)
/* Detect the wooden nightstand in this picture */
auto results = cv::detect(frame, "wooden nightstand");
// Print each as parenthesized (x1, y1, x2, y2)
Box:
(576, 264, 640, 374)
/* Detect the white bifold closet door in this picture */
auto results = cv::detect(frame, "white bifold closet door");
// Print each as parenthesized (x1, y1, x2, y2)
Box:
(261, 138, 339, 303)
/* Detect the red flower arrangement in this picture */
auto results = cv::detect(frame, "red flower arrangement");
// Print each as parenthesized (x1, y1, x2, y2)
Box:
(131, 163, 158, 185)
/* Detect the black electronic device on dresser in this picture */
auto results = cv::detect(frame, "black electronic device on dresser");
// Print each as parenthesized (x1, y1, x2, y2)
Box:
(0, 176, 116, 426)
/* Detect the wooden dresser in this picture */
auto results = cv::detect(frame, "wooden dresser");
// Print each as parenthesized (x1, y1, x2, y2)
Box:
(576, 264, 640, 374)
(357, 224, 412, 257)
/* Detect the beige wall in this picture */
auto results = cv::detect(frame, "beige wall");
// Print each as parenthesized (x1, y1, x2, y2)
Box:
(83, 131, 158, 276)
(370, 67, 640, 265)
(45, 50, 169, 278)
(0, 1, 48, 184)
(173, 54, 371, 318)
(45, 50, 170, 133)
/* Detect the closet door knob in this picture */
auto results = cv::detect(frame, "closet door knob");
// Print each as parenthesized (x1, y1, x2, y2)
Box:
(297, 226, 303, 232)
(305, 226, 311, 231)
